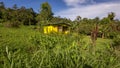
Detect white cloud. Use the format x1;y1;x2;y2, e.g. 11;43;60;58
55;2;120;20
64;0;86;6
63;0;96;7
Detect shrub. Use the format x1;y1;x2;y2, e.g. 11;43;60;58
4;21;20;28
78;24;93;35
105;31;119;39
113;35;120;47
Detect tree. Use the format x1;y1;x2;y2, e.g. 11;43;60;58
36;2;53;23
12;4;18;10
76;16;81;21
91;24;98;45
99;12;116;38
17;6;36;25
26;8;34;25
108;12;115;21
0;2;5;9
94;17;99;24
0;2;5;22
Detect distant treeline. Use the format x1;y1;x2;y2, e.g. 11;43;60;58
0;2;71;27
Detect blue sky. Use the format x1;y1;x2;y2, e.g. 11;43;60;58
0;0;120;20
0;0;67;13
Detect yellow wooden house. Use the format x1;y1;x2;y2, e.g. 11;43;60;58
44;23;70;34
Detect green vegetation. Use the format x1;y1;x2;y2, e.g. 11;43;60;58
0;1;120;68
0;26;120;68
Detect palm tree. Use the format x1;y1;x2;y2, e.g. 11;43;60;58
100;12;116;38
108;12;115;22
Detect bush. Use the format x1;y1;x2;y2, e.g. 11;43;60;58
78;24;93;35
113;35;120;47
4;21;20;28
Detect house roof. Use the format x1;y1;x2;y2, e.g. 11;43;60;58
44;22;71;26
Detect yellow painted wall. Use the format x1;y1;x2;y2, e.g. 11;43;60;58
44;26;58;34
53;26;58;32
44;27;47;34
44;25;69;34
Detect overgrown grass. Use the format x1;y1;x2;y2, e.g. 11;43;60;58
0;26;120;68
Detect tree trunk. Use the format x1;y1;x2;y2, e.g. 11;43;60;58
102;33;104;39
29;19;30;25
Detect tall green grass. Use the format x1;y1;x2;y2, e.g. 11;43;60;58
0;26;120;68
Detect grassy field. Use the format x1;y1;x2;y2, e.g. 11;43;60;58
0;25;120;68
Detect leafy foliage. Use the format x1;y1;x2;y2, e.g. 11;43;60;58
36;2;53;24
0;26;120;68
113;35;120;47
0;2;37;27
